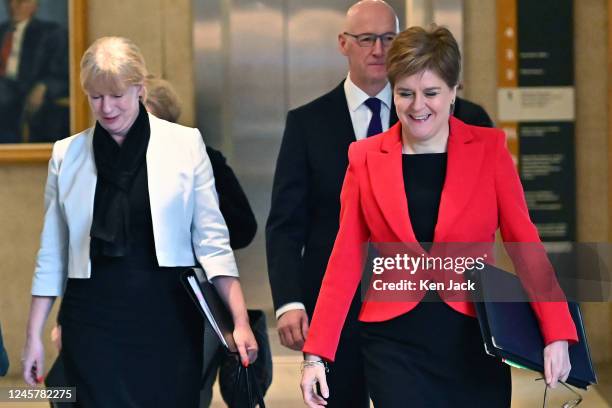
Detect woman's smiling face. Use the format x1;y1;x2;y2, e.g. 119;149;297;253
394;69;457;145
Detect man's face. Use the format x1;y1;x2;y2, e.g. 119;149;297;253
338;3;397;89
7;0;37;24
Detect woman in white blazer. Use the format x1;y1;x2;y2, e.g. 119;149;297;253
21;37;257;407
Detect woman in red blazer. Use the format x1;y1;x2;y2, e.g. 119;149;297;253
301;25;578;407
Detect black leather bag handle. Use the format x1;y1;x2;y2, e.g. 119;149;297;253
229;362;266;408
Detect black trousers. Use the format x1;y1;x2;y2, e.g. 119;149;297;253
361;297;511;408
325;330;369;408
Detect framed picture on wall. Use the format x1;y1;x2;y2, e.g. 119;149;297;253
0;0;88;163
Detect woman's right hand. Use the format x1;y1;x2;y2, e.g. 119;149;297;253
300;356;329;407
22;335;45;386
233;322;258;367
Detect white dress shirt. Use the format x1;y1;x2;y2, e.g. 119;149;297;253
343;73;392;140
275;74;392;320
5;19;29;80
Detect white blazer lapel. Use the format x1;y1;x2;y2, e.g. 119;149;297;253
146;114;196;265
58;127;97;279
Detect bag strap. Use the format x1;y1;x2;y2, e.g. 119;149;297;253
230;364;244;407
246;365;266;408
228;364;266;408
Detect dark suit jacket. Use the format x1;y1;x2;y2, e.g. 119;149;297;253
266;81;398;316
303;118;578;361
2;19;69;98
454;96;494;128
206;146;257;249
0;18;69;142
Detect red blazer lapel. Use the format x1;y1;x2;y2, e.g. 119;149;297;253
434;117;485;242
365;124;415;244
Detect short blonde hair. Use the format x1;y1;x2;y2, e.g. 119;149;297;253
386;25;460;88
144;76;182;123
80;36;148;98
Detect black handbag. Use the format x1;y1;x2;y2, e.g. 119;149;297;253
219;310;272;408
222;358;266;408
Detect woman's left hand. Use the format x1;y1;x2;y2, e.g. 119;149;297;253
233;323;258;367
543;340;571;388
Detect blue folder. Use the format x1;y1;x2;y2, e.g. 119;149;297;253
468;264;597;389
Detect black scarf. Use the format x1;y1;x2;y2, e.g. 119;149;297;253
90;103;150;257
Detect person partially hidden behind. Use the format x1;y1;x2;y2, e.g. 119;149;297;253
0;0;69;142
300;25;577;408
453;94;493;128
144;75;257;251
266;2;400;406
0;322;8;376
22;36;257;408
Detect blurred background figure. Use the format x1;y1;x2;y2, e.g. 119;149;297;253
454;94;494;128
145;75;258;251
0;0;69;143
0;322;8;376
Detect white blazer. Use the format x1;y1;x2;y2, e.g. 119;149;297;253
32;114;238;296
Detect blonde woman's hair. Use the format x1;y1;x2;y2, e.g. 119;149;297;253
80;36;148;99
144;75;182;123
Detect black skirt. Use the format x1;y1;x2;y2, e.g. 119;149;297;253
58;256;203;408
361;292;511;408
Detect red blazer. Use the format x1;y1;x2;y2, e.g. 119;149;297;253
302;117;578;362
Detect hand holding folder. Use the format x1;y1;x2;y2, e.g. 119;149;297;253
181;268;267;407
183;268;237;352
467;264;596;389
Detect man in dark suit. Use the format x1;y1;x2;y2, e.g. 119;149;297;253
454;95;494;128
0;0;69;143
266;1;399;406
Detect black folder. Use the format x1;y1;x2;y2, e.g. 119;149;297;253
467;264;597;389
180;268;237;353
181;268;268;408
